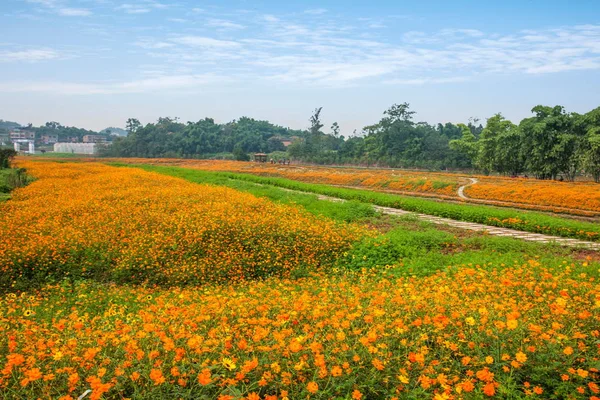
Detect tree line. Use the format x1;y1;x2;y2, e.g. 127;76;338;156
449;105;600;181
6;103;599;182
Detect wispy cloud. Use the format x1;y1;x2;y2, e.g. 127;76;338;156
116;4;151;14
25;0;92;17
0;48;60;62
0;74;226;94
171;36;241;48
206;19;245;30
304;9;327;15
57;8;92;17
3;6;600;93
385;76;470;85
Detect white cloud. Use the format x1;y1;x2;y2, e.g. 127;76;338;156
0;49;60;62
133;21;600;86
304;9;327;15
0;74;225;95
57;8;92;17
116;4;151;14
263;14;279;23
385;76;470;85
25;0;58;6
206;19;245;30
171;36;241;48
134;39;175;49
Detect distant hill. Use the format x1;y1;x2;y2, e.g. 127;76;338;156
0;120;21;130
100;127;127;137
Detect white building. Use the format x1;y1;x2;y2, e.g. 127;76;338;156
54;142;97;155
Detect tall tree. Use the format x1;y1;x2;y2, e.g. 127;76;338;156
477;114;515;174
449;124;479;167
520;105;576;180
580;107;600;182
125;118;142;135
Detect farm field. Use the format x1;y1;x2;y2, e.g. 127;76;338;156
97;158;600;217
111;162;600;242
465;177;600;214
1;160;600;399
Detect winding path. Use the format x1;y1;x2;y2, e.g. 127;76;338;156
457;178;478;200
291;189;600;251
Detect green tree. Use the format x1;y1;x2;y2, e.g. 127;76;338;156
520;105;577;180
495;127;525;176
580;107;600;182
232;143;250;161
0;149;17;169
449;124;479;167
125;118;142;135
477;114;515;174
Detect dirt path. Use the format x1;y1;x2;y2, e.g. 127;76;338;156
307;191;600;251
457;178;478;200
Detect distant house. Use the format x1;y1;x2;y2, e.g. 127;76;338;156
9;128;35;141
0;133;9;145
83;135;107;143
272;136;299;148
41;134;59;144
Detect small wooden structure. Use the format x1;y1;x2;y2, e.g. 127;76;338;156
254;153;267;163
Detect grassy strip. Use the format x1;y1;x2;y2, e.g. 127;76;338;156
120;163;600;242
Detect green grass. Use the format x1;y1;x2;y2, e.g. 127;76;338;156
0;168;33;201
118;163;600;242
114;163;599;278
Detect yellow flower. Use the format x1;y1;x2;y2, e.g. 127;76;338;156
222;358;237;371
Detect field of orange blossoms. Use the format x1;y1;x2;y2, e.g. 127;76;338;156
1;263;600;399
110;159;461;198
106;158;600;215
0;161;365;291
1;160;600;399
465;177;600;214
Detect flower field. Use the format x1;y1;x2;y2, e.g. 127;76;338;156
106;158;600;215
465;177;600;214
0;161;365;291
1;160;600;399
1;262;600;399
113;159;461;198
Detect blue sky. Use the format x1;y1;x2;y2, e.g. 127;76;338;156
0;0;599;134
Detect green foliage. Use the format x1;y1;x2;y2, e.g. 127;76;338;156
0;168;32;196
232;143;250;161
105;116;303;158
0;148;17;169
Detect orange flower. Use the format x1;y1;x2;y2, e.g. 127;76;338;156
307;381;319;394
515;351;527;363
149;369;165;385
197;369;212;385
482;382;496;396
